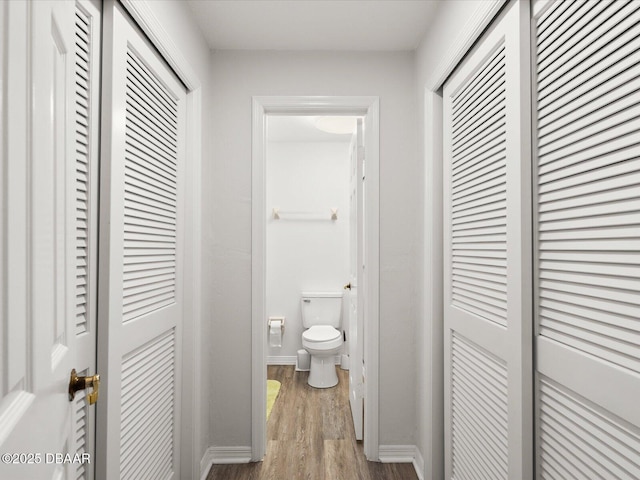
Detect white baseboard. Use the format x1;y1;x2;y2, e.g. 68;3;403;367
379;444;416;463
201;445;423;479
267;355;341;365
267;355;297;365
200;446;252;480
379;445;423;480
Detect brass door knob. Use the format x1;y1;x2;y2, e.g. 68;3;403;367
343;282;352;290
69;369;100;405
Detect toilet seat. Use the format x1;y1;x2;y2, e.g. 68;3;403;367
302;325;341;343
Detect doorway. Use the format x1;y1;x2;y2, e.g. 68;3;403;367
251;96;380;461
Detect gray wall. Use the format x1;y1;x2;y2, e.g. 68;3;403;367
204;50;420;448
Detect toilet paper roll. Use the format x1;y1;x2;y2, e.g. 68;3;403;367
269;319;282;348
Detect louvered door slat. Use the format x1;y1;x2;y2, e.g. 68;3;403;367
125;92;177;144
123;42;178;330
119;329;175;480
125;87;176;138
125;174;176;203
126;54;177;122
539;36;640;119
126;118;177;162
453;82;506;146
125;146;178;183
451;335;509;480
453;264;506;282
539;148;640;190
452;155;506;193
537;1;626;86
453;97;505;153
75;5;91;337
538;377;640;479
536;0;587;51
534;0;640;477
452;47;505;115
453;129;507;176
125;123;177;167
540;305;639;346
125;77;177;133
539;73;640;141
540;164;640;205
73;375;89;480
452;174;505;205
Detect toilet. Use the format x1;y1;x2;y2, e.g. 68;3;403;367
300;292;343;388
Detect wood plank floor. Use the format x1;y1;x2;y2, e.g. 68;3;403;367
206;365;419;480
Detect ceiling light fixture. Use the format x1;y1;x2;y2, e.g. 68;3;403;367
315;116;357;135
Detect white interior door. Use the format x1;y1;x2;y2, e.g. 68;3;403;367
443;1;532;478
348;118;365;441
97;1;187;479
533;0;640;477
0;0;99;478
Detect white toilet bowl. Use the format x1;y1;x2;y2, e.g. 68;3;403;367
302;325;342;388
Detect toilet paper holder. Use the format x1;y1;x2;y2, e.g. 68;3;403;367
268;316;285;328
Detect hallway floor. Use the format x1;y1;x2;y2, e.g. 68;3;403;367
206;365;419;480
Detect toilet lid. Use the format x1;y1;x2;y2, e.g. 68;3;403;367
302;325;341;343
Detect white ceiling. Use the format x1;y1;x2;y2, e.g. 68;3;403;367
185;1;439;51
268;116;356;143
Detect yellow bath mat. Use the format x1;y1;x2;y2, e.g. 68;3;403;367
267;380;281;420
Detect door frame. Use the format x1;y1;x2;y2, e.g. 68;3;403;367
100;2;204;478
251;96;380;461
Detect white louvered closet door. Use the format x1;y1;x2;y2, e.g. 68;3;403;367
533;0;640;478
443;1;532;479
97;2;186;479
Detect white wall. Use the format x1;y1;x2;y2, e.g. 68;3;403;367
266;141;350;362
206;50;419;449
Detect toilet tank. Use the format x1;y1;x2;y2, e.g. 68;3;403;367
301;292;343;328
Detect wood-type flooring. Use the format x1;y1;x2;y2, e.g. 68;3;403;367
206;365;419;480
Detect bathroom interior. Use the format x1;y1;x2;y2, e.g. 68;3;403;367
265;114;362;436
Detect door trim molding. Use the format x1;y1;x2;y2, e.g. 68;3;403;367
107;2;203;478
421;89;444;480
251;96;380;461
426;0;506;91
119;0;200;90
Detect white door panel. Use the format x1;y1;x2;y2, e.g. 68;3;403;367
0;0;97;478
97;2;186;478
533;0;640;477
443;1;532;478
349;119;364;441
